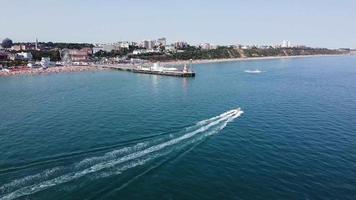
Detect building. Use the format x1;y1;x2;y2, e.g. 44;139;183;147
7;52;33;61
103;45;117;52
174;41;189;49
143;40;149;49
11;44;26;51
80;47;93;55
93;44;123;53
282;40;292;48
69;49;91;62
11;45;21;51
93;46;104;54
115;41;131;49
17;52;33;61
11;44;37;51
0;52;8;61
143;40;156;50
132;49;159;55
199;43;210;50
93;44;109;54
259;45;272;49
165;45;176;52
132;49;147;55
241;45;252;50
61;48;92;64
130;58;149;64
157;38;167;46
199;43;217;50
40;57;54;68
7;53;17;61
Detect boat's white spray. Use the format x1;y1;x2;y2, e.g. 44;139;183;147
0;108;243;200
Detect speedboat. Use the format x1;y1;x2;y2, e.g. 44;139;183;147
244;69;262;74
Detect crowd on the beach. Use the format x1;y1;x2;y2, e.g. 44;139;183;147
0;66;106;77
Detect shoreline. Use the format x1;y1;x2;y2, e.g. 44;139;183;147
160;54;349;66
0;54;350;77
0;65;107;77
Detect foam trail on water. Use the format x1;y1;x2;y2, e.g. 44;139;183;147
196;109;237;126
97;155;159;179
0;168;60;194
77;109;240;171
0;108;243;200
75;142;148;169
98;117;241;199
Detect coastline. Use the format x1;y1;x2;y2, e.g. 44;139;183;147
0;54;349;77
160;54;348;66
0;65;107;77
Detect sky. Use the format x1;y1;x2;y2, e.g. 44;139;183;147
0;0;355;48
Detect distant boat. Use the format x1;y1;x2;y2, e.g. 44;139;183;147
244;69;262;74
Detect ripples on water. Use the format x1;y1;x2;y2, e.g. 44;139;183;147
1;56;356;199
0;109;243;200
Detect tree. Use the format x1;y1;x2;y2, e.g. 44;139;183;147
1;38;13;49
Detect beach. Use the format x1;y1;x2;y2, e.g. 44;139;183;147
0;65;107;77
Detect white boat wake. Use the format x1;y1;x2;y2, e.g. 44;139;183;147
244;69;263;74
0;108;243;200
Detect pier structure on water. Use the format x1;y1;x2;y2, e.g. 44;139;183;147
102;61;195;77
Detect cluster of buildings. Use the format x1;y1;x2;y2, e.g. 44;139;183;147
93;41;135;54
0;38;37;63
92;38;191;56
142;38;166;49
2;36;324;69
0;51;34;62
199;43;218;50
10;39;40;51
0;37;95;67
234;40;309;50
281;40;292;48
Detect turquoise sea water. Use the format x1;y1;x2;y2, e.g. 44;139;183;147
0;56;356;200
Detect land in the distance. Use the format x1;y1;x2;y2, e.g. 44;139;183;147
0;38;352;77
0;54;350;77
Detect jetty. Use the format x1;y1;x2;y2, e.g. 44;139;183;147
102;62;195;77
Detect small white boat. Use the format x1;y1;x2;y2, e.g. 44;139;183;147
244;69;262;74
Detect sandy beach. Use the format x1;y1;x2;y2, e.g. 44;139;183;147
0;65;107;77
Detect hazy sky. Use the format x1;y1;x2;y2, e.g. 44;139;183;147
1;0;355;48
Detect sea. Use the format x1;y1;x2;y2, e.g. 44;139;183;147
0;55;356;200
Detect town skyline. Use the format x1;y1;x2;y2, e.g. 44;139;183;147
0;37;305;49
1;0;355;49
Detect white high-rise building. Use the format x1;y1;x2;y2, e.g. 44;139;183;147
282;40;292;48
199;43;211;50
143;40;155;50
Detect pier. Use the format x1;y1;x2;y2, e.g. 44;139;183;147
101;63;195;77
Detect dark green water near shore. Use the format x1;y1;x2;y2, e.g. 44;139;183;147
1;56;356;200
